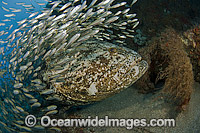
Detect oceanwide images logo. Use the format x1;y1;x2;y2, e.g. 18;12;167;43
25;115;37;127
25;115;176;129
39;116;147;129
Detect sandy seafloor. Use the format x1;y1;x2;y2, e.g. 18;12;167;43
68;82;200;133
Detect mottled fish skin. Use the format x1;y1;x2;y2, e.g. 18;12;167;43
48;41;148;103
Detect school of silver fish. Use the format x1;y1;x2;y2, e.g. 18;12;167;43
0;0;148;132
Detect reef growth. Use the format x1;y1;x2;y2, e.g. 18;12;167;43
136;28;194;111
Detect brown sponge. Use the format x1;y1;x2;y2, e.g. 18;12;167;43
136;28;194;111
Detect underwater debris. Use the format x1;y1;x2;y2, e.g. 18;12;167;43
0;0;148;132
136;28;194;111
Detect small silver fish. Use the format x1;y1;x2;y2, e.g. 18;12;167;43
35;12;48;19
2;1;8;5
9;24;13;30
29;99;38;104
31;102;41;108
132;21;139;29
131;0;137;6
16;106;24;112
22;4;33;7
13;90;20;95
28;12;38;18
2;19;11;22
0;121;7;126
34;66;41;72
23;51;30;59
16;2;25;5
31;79;42;84
40;89;54;95
33;73;38;78
13;83;23;88
14;123;32;132
0;23;6;26
14;120;24;125
88;0;97;9
11;9;22;12
20;65;28;71
2;6;9;12
59;2;71;11
50;127;61;132
34;125;45;130
52;13;66;21
24;93;35;99
45;110;58;115
67;33;80;46
105;16;119;24
37;3;46;6
44;105;57;111
4;14;16;17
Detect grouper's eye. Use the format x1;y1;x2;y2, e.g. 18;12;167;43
108;48;117;53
